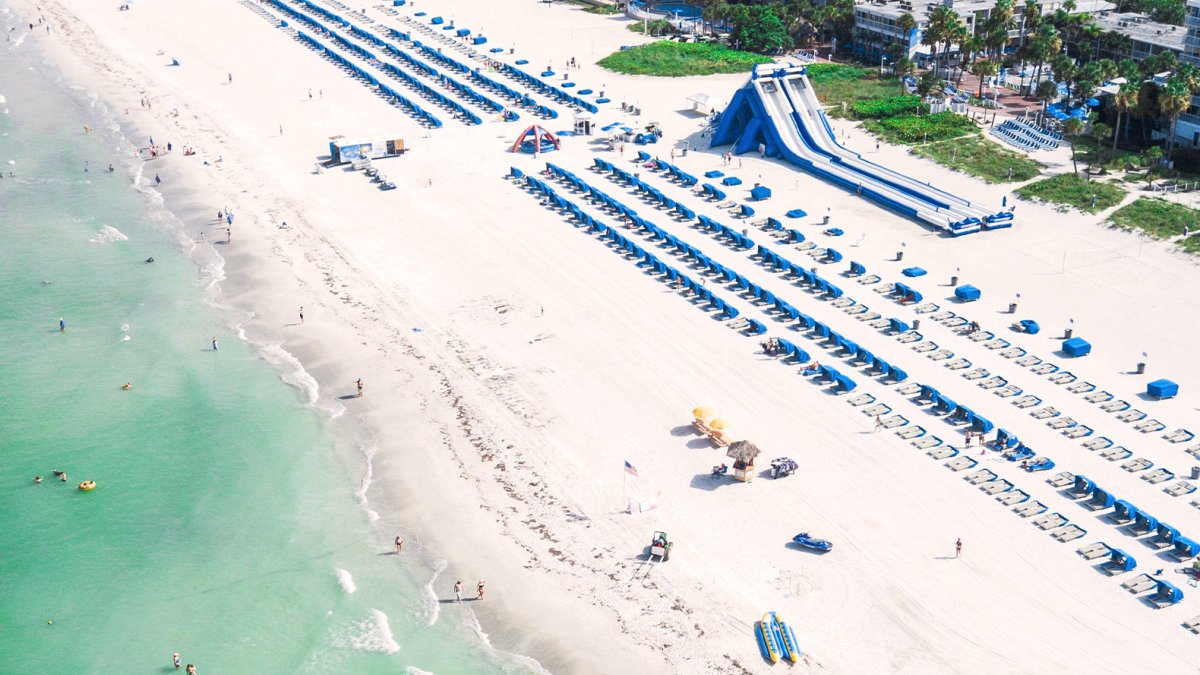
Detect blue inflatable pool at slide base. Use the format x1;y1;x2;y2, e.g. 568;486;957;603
710;64;1014;236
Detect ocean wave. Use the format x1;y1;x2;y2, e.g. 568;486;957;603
355;440;378;521
405;667;435;675
335;568;356;594
339;609;400;654
463;611;553;675
420;558;448;627
89;225;128;243
256;342;320;406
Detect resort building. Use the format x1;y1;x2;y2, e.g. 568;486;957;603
850;0;1114;62
1174;0;1200;146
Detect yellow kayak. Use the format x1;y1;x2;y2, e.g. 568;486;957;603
78;481;96;491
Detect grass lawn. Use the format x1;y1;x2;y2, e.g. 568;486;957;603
1179;234;1200;254
627;19;675;34
1016;174;1127;213
597;41;770;77
807;64;904;116
1108;198;1200;239
911;137;1045;183
862;112;978;145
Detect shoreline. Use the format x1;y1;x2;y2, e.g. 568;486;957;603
10;0;1200;672
6;1;655;672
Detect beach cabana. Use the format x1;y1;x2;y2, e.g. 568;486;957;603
1111;500;1137;523
1151;579;1184;607
750;185;771;201
1172;536;1200;561
1147;379;1178;400
1132;510;1158;535
1062;337;1091;357
1070;474;1095;498
1018;319;1040;334
726;440;761;483
954;285;981;301
901;267;926;277
1088;486;1116;511
1104;548;1137;574
785;208;807;218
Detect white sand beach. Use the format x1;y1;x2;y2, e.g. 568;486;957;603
13;0;1200;671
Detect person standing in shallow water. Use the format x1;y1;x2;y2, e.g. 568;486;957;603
59;317;65;332
453;580;463;602
211;336;218;351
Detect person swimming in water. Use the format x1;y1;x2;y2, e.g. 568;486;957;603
122;383;132;390
34;476;43;484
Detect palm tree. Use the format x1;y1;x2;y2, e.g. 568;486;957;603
923;7;953;76
1036;79;1060;110
943;16;968;81
1159;79;1192;160
1112;81;1138;153
1030;25;1063;96
897;11;917;58
1090;122;1112;169
1019;0;1040;50
1063;117;1084;176
984;0;1015;59
971;59;999;98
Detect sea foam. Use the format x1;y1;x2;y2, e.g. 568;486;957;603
420;558;448;626
347;609;400;654
89;225;128;243
335;568;356;594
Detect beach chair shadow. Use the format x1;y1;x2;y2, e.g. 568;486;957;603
689;474;729;491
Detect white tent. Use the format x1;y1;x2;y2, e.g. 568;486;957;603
687;92;717;112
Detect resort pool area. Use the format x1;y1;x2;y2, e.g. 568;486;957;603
647;2;702;19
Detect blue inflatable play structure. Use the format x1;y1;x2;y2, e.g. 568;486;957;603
710;64;1014;236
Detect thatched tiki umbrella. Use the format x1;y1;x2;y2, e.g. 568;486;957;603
726;440;761;466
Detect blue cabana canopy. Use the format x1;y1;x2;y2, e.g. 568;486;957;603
785;208;807;218
1106;548;1136;573
750;185;771;201
901;267;927;277
1063;337;1092;357
1019;319;1040;334
721;176;742;186
955;284;981;301
1112;500;1137;522
1073;474;1095;496
1153;579;1184;606
1147;379;1178;399
1090;487;1116;510
1133;510;1158;533
1174;536;1200;559
889;318;910;334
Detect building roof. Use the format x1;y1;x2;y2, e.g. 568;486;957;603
854;0;1114;22
1093;12;1187;51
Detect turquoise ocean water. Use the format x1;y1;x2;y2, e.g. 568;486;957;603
0;12;534;675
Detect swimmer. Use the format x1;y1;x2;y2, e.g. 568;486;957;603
52;469;64;477
60;472;68;482
108;164;114;172
122;383;132;390
145;257;155;263
34;476;43;484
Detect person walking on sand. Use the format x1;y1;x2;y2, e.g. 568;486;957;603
228;72;233;83
453;580;463;602
299;307;304;324
394;535;403;555
955;538;962;558
59;317;66;332
211;336;219;351
476;580;485;600
173;653;181;669
356;378;364;397
874;415;883;432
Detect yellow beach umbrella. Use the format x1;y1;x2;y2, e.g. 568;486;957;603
709;418;727;430
692;406;714;420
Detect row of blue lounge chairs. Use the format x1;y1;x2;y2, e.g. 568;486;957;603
517;170;742;321
991;121;1056;152
498;63;598;113
279;0;508;123
291;29;443;127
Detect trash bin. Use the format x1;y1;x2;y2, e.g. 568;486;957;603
896;251;905;261
950;275;959;286
681;148;687;156
1136;362;1146;374
912;319;921;331
1008;302;1017;314
1064;328;1073;339
1191;466;1200;480
822;215;830;225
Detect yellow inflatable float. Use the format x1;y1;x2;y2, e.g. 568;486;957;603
77;481;96;491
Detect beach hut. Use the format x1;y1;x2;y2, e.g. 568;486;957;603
726;440;761;483
1147;379;1178;400
954;285;981;302
750;185;771;201
573;112;594;135
1062;337;1091;357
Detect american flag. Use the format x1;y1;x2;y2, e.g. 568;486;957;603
624;461;638;477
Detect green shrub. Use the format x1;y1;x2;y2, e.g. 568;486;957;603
1108;198;1199;238
863;112;978;144
1016;174;1127;213
598;41;771;77
849;95;925;120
